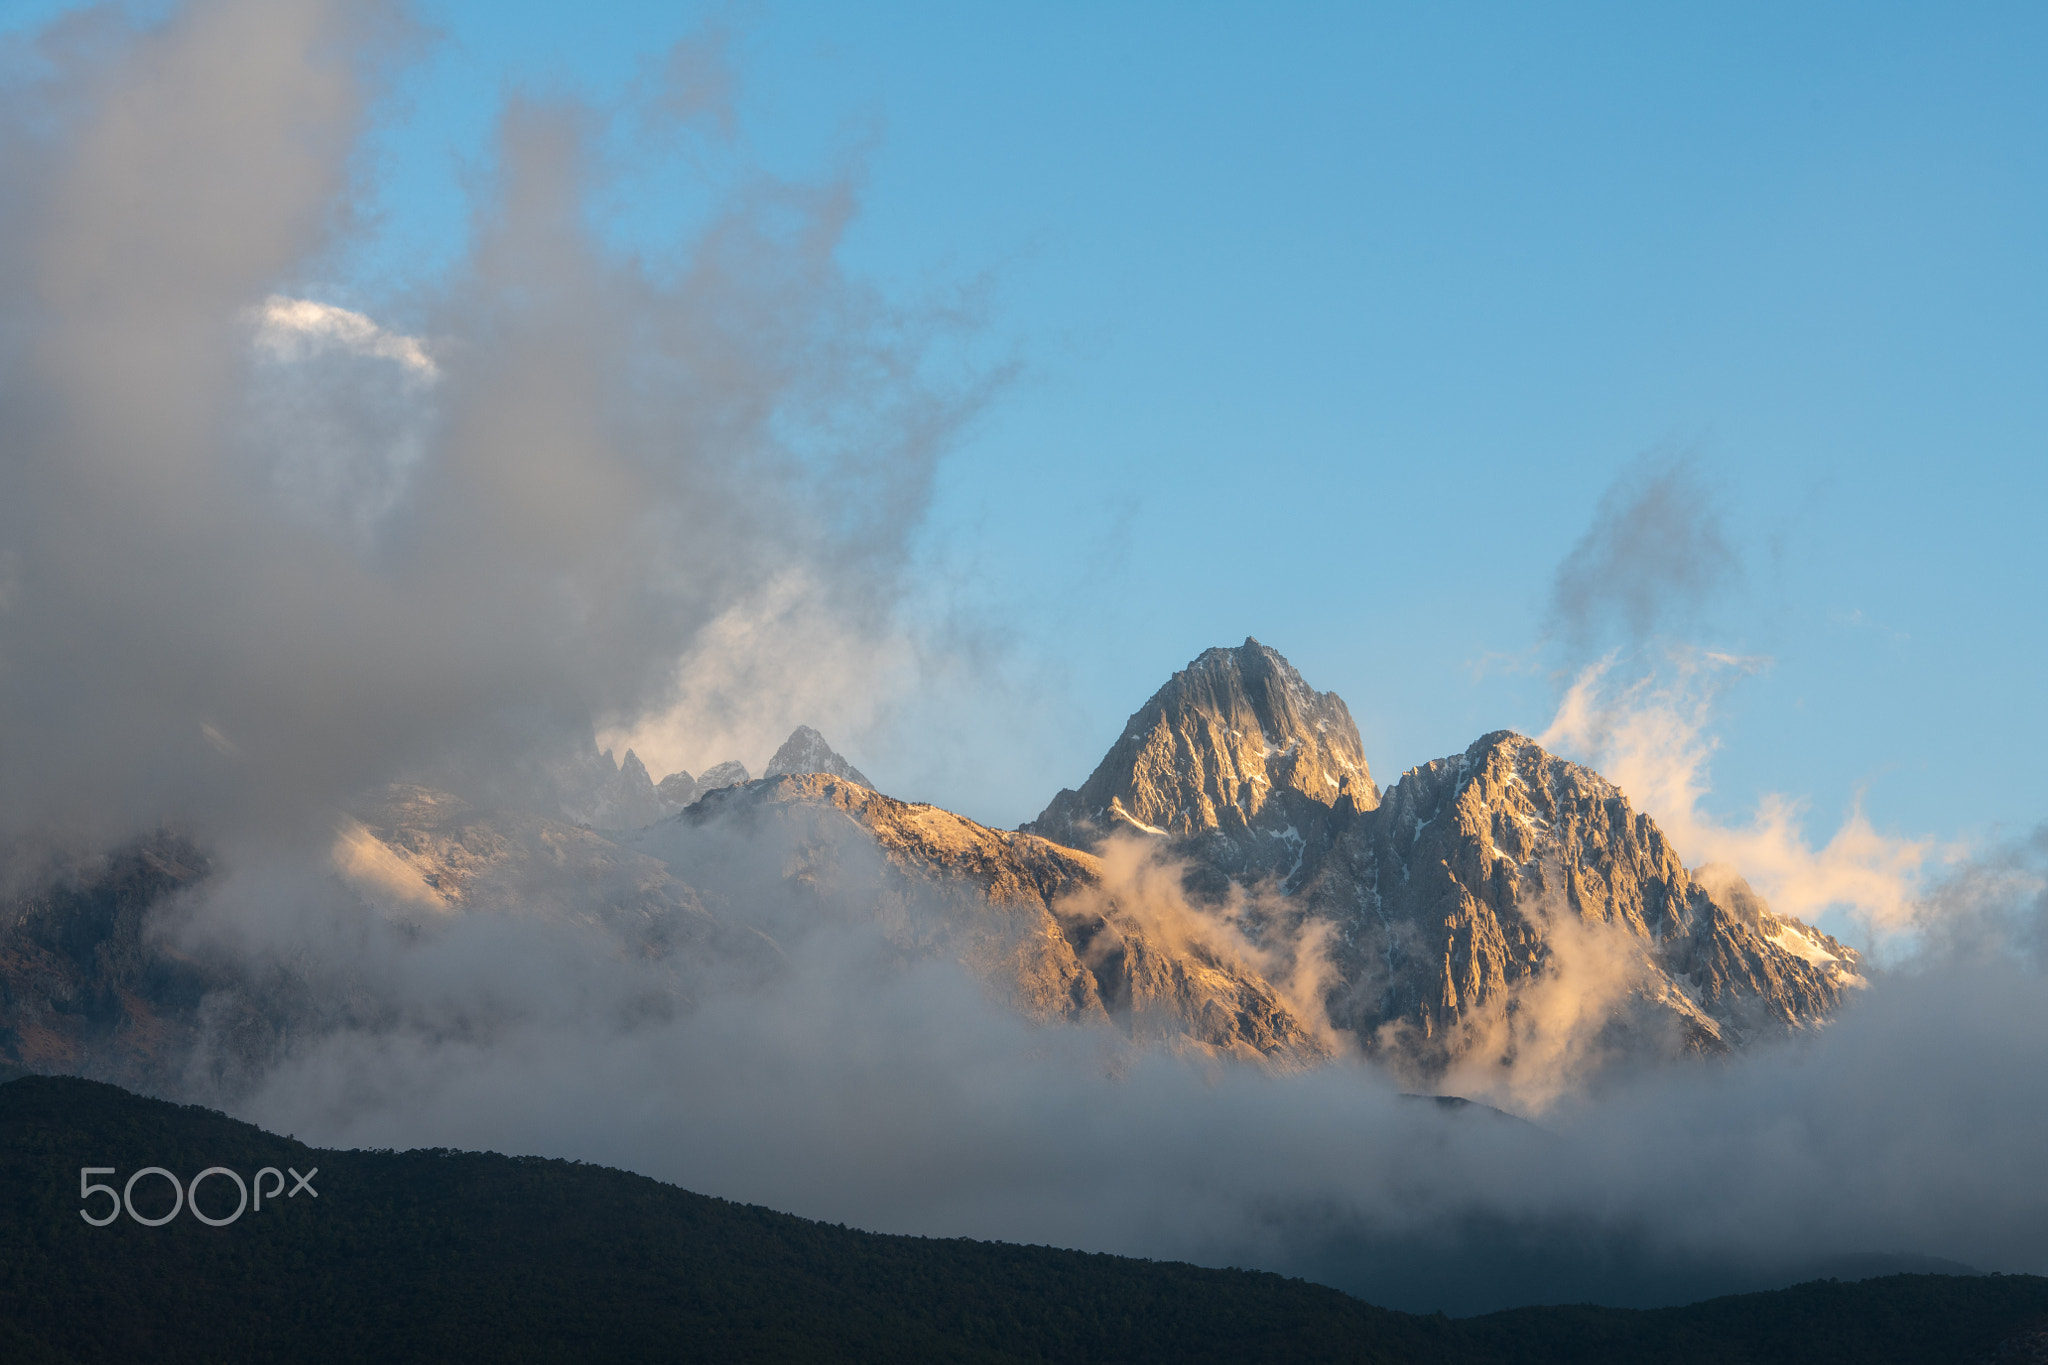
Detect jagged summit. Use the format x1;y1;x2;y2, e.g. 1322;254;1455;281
696;760;750;792
617;750;657;807
1292;728;1861;1073
4;640;1871;1103
655;769;697;810
650;759;750;816
660;772;1324;1065
1028;654;1864;1081
652;728;864;820
763;725;872;789
562;747;665;829
1023;638;1375;879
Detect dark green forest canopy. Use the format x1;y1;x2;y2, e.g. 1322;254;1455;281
2;1076;2043;1364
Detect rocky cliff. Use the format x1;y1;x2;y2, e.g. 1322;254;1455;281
1026;645;1863;1081
763;725;873;788
1024;639;1377;887
635;775;1326;1065
0;752;1328;1102
1291;730;1860;1075
0;648;1861;1100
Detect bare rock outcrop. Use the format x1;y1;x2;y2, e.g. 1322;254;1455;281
695;760;750;793
1024;638;1377;886
1292;731;1861;1075
1027;645;1864;1082
655;774;1327;1066
1;640;1867;1101
655;769;698;812
763;725;872;788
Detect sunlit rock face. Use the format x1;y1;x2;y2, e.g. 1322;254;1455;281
0;760;1327;1101
1;644;1858;1103
1024;638;1378;886
763;726;872;789
651;774;1327;1067
342;783;710;946
1027;645;1863;1082
1292;731;1862;1077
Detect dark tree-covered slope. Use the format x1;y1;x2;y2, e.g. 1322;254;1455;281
0;836;223;1092
0;1076;1459;1364
4;1076;2045;1364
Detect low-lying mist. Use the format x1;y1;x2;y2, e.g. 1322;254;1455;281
205;811;2048;1316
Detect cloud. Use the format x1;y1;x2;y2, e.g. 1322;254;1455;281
1424;888;1692;1114
1538;647;1947;943
199;808;2048;1316
1534;439;1945;949
653;22;737;140
595;566;916;782
1050;834;1349;1059
0;0;984;849
251;295;439;380
1547;451;1739;658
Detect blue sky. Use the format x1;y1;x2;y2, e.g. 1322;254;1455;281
8;1;2044;885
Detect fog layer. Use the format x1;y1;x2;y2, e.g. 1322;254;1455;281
228;813;2048;1315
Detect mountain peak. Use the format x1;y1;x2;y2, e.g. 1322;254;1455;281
1024;645;1860;1079
1023;640;1375;872
763;726;872;789
655;768;697;811
1292;724;1862;1073
696;760;751;792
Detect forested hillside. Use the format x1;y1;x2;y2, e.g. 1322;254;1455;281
2;1077;2042;1364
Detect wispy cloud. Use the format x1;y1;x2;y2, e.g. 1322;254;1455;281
251;294;439;380
1546;450;1739;659
0;0;984;846
1538;647;1947;943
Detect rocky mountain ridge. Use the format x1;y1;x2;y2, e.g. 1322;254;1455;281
566;723;870;828
637;774;1324;1064
1296;729;1860;1074
1025;639;1377;889
1023;642;1861;1079
2;649;1862;1101
0;719;1324;1096
763;726;872;788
